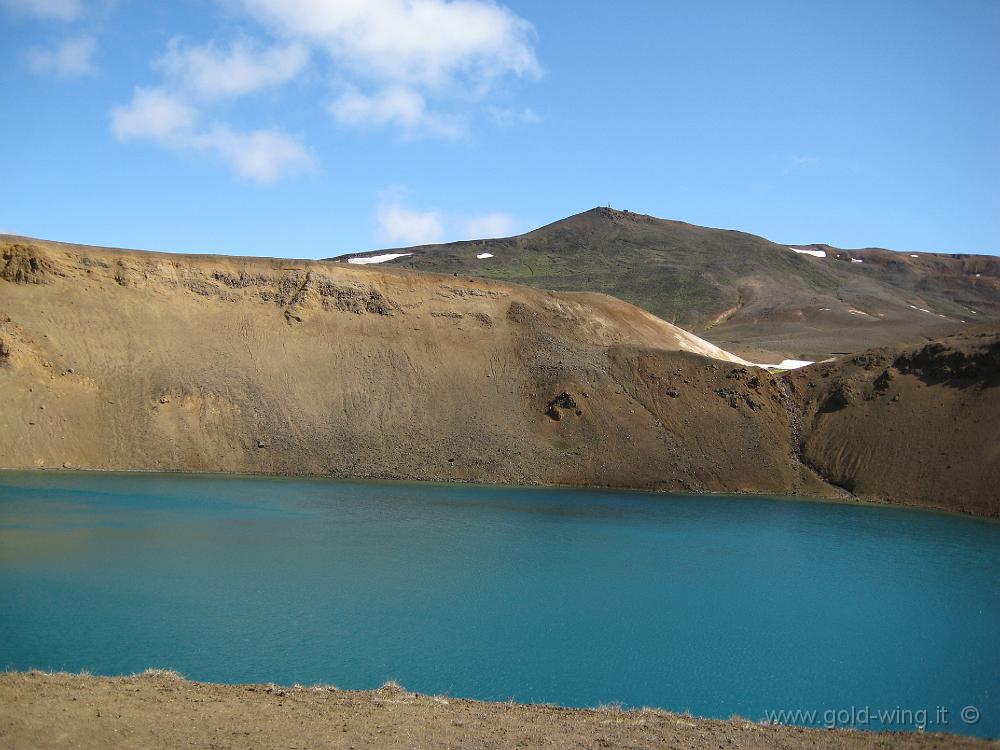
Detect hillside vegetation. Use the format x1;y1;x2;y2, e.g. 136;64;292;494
334;208;1000;361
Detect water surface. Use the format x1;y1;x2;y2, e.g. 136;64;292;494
1;471;997;737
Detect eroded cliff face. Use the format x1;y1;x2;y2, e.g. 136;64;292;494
0;236;813;497
1;235;996;516
787;327;1000;516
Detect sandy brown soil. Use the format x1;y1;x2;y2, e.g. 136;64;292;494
0;236;827;498
1;672;992;750
788;326;1000;517
1;236;998;516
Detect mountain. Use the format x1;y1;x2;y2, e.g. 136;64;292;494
2;235;997;516
332;207;1000;361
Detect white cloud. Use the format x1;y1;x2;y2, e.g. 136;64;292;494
191;125;314;183
0;0;83;21
109;35;315;184
331;86;424;128
111;87;198;143
111;87;313;184
236;0;538;88
376;199;445;246
25;35;97;77
464;212;516;238
373;190;517;246
234;0;538;135
156;37;308;101
329;85;465;139
107;0;540;178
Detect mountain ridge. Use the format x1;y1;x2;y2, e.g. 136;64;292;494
332;207;1000;361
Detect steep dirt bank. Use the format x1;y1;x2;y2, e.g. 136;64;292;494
788;326;1000;517
0;237;827;498
1;672;992;750
1;236;997;516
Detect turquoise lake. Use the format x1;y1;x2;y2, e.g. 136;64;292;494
1;471;997;737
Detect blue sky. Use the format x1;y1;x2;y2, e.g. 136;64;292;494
1;0;998;257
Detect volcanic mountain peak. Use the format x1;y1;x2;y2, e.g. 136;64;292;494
332;209;999;362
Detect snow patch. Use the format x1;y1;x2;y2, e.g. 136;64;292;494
789;247;826;258
347;253;413;265
755;359;815;371
476;252;494;259
908;304;944;317
910;254;919;258
848;309;871;316
851;258;863;263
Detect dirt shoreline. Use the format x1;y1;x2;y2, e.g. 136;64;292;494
2;464;995;521
1;671;993;749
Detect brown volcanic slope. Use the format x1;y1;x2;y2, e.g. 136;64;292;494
333;207;1000;362
787;326;1000;517
0;235;820;497
1;236;998;516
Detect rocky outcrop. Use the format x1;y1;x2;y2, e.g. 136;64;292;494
1;245;54;284
892;334;1000;385
544;392;578;420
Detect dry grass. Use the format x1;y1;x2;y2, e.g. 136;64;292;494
136;668;184;680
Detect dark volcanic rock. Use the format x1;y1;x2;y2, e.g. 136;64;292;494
364;289;394;316
893;338;1000;385
545;392;578;420
822;382;859;411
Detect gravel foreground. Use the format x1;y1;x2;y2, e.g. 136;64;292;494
0;671;993;749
